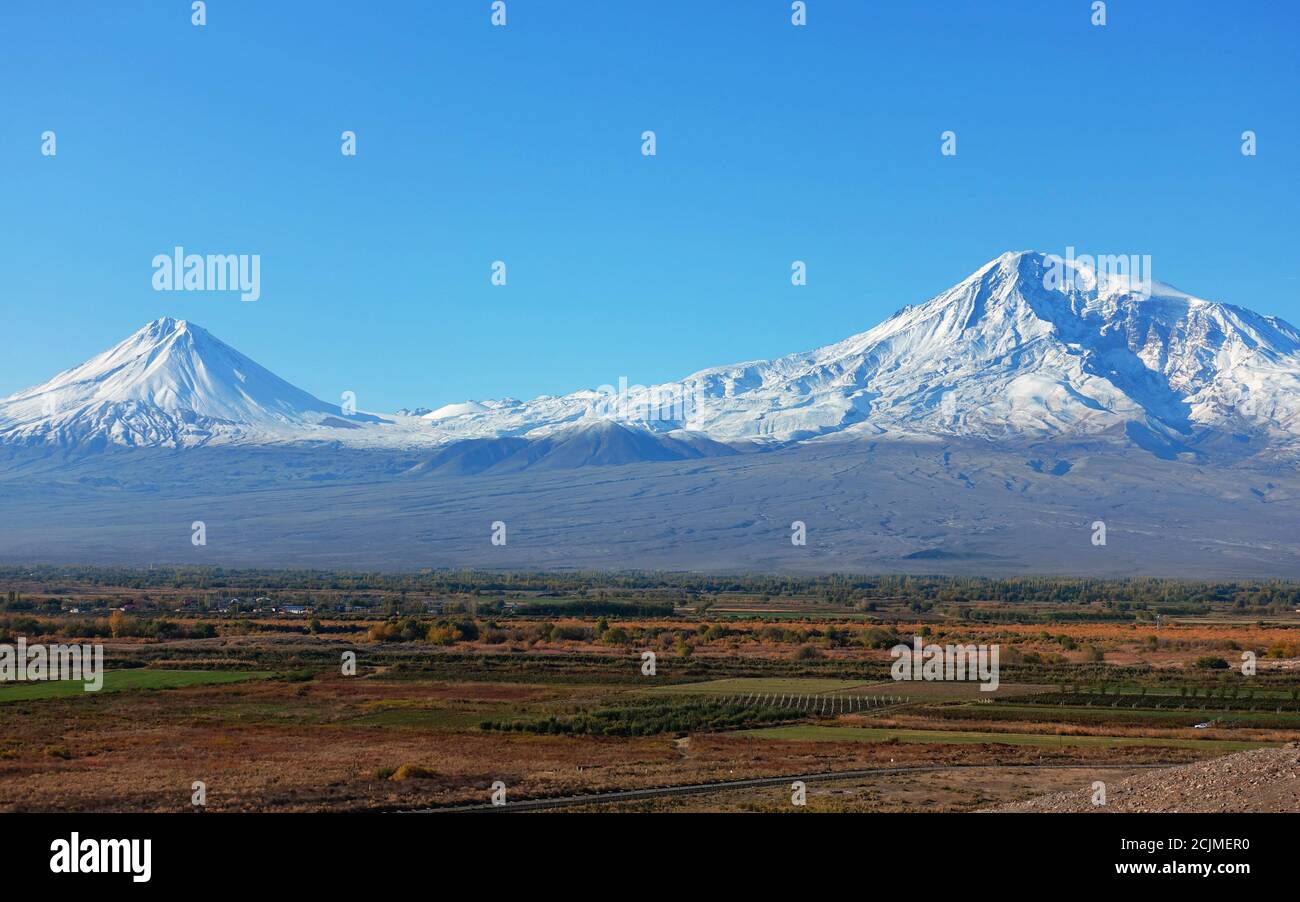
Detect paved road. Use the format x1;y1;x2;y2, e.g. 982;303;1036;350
414;762;1174;813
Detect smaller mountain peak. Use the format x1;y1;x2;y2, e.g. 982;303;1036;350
141;316;192;334
424;400;490;421
131;317;221;349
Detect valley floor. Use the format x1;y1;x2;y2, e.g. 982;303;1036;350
4;578;1300;813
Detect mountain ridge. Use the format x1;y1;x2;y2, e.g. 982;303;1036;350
3;251;1298;460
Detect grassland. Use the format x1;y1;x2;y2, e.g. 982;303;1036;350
2;568;1299;812
635;677;879;696
0;669;268;702
741;724;1276;751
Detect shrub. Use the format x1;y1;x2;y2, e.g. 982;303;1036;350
390;764;437;781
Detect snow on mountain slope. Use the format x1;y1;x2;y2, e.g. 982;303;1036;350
0;318;390;448
3;251;1298;456
423;401;489;420
414;250;1300;451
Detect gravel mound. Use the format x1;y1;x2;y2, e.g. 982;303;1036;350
987;744;1300;813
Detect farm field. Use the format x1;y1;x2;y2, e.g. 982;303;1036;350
930;702;1300;729
741;724;1277;751
0;669;268;701
560;765;1164;813
635;677;880;696
2;568;1299;812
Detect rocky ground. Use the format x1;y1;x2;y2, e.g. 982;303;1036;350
987;743;1300;812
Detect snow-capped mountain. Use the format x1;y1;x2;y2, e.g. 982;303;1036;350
3;252;1298;457
0;317;384;448
414;250;1300;453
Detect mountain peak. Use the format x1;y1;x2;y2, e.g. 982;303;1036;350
142;315;191;333
3;251;1299;455
0;319;342;448
409;249;1300;450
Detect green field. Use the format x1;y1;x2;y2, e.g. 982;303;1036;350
1063;686;1300;700
941;702;1300;728
348;705;492;731
636;677;1044;703
0;669;269;702
635;677;881;696
742;724;1275;751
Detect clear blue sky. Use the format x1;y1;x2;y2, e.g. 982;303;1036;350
2;1;1297;411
